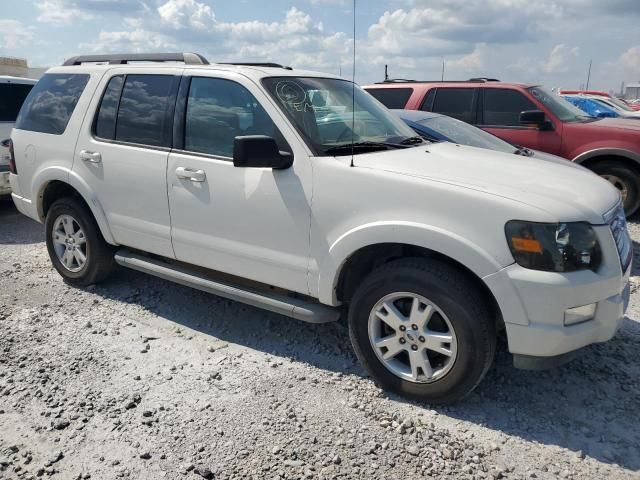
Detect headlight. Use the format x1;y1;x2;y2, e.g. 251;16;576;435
505;221;601;272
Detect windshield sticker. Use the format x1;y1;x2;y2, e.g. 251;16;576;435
275;80;312;112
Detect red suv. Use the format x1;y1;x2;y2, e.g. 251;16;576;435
364;80;640;215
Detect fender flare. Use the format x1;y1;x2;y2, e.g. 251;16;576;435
573;148;640;166
32;166;117;245
317;221;508;306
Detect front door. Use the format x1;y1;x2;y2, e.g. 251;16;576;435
74;69;181;258
167;73;313;294
479;87;563;155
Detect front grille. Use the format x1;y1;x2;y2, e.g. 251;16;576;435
605;203;632;272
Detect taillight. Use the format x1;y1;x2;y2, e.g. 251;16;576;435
2;139;16;174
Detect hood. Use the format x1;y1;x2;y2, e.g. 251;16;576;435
581;117;640;132
352;142;619;224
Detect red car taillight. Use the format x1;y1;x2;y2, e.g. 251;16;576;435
1;139;16;174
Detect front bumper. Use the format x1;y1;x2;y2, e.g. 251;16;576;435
484;224;629;366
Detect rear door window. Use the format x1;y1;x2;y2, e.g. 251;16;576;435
482;88;537;126
94;75;124;140
115;75;176;147
15;74;89;135
365;88;413;109
431;88;477;123
0;83;34;122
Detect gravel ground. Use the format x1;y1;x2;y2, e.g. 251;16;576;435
1;195;639;480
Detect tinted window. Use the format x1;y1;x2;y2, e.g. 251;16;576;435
431;88;476;123
16;74;89;135
365;88;413;109
95;76;124;139
0;83;34;122
482;88;537;126
420;88;436;111
185;77;284;158
116;75;174;147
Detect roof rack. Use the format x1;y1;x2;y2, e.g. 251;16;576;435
62;53;209;66
375;77;501;84
218;62;293;70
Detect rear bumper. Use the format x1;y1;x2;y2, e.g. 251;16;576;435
11;191;39;221
0;171;10;195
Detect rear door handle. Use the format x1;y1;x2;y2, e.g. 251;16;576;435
175;167;206;182
79;150;102;163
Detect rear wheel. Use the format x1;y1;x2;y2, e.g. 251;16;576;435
591;161;640;216
348;258;496;404
45;197;115;286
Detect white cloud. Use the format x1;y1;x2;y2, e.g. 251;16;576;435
542;44;579;73
37;0;92;25
0;20;34;49
158;0;215;30
620;46;640;75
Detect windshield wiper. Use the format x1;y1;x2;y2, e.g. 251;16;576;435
324;141;410;155
513;146;534;157
399;135;425;145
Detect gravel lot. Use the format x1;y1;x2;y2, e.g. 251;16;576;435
1;195;639;480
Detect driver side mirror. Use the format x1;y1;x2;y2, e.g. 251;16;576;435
520;110;553;131
233;136;293;170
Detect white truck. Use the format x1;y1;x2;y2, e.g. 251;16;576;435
0;76;36;195
9;53;632;403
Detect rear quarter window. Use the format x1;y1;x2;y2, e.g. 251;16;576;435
0;83;34;122
365;88;413;109
16;73;89;135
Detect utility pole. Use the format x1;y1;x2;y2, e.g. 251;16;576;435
384;64;389;81
585;59;592;90
441;58;445;81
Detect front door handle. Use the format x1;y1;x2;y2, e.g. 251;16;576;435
79;150;102;163
176;167;206;182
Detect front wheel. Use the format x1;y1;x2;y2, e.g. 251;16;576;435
348;258;496;404
591;161;640;217
45;197;115;286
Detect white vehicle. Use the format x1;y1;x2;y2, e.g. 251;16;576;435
0;76;36;195
9;53;632;403
583;94;640;119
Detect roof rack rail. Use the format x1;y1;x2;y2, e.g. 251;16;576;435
218;62;293;70
374;77;502;84
62;53;209;66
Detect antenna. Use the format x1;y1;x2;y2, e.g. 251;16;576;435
350;0;356;168
385;64;389;81
441;58;445;81
585;59;592;90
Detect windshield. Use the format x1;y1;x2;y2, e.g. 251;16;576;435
528;86;595;122
262;77;418;155
603;96;633;112
417;115;515;154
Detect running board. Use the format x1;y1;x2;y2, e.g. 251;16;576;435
114;250;340;324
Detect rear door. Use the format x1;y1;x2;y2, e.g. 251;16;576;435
479;88;563;154
73;68;181;258
423;87;479;124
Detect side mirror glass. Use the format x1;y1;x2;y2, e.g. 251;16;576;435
233;136;293;169
519;110;552;130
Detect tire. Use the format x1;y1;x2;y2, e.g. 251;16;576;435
45;197;115;286
348;258;496;404
591;161;640;217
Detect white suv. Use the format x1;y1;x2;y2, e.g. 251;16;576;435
0;76;36;195
9;53;632;403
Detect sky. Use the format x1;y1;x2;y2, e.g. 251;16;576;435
1;0;639;92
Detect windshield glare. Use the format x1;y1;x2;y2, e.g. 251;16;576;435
528;86;595;122
418;116;515;154
263;77;417;155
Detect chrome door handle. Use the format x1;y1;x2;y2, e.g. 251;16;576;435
176;167;206;182
79;150;102;163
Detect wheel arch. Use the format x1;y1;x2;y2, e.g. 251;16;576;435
319;223;509;328
573;148;640;171
35;170;117;245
